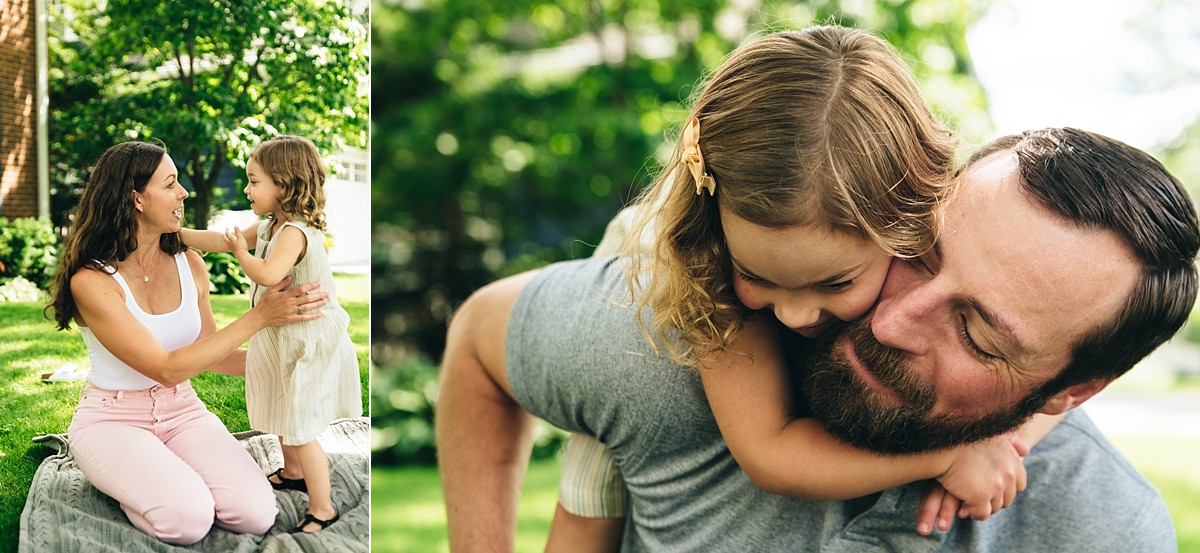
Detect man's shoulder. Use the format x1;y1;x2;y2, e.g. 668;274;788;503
1034;409;1158;494
998;409;1176;549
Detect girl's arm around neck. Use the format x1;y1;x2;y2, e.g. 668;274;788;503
1018;413;1064;446
702;317;958;500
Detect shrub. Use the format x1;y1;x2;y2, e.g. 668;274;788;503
371;356;566;466
372;358;440;465
202;251;250;295
0;216;59;290
0;276;44;302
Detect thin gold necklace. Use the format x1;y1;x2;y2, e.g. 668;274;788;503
129;252;160;282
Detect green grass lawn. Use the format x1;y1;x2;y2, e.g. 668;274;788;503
372;439;1200;553
0;273;369;553
372;458;562;553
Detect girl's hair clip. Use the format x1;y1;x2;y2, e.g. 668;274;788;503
681;117;717;196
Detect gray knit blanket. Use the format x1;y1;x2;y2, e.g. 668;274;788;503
19;418;369;552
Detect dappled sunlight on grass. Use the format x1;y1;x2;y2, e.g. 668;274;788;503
0;304;86;551
0;275;369;553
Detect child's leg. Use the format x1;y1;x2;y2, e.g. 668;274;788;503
545;432;628;552
274;437;305;480
293;440;337;532
546;504;625;553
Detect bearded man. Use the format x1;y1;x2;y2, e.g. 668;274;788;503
437;128;1199;552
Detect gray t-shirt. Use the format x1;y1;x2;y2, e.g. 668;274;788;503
508;256;1176;552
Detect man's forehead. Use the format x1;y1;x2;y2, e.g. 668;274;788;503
955;151;1021;203
938;150;1138;373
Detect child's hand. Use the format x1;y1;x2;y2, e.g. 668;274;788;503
223;227;249;254
917;481;963;535
936;432;1030;522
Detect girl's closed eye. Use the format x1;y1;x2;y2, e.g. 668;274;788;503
735;267;768;285
819;279;855;292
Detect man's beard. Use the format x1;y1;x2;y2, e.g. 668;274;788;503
800;319;1045;454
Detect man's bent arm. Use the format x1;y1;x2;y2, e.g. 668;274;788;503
437;272;541;552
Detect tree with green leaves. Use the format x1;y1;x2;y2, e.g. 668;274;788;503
49;0;369;229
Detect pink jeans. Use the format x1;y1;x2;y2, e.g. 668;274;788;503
67;381;278;545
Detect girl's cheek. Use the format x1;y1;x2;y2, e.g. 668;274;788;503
832;288;879;322
732;280;765;310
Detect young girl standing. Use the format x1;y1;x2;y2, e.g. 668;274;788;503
533;27;1062;551
182;135;362;534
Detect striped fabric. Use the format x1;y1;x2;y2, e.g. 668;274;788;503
558;433;630;518
246;221;363;445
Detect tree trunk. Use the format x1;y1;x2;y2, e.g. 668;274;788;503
191;181;211;230
185;149;211;230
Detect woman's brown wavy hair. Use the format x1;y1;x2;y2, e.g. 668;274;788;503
623;26;958;366
251;135;327;231
47;140;186;330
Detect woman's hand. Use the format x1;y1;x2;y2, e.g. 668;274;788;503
251;275;327;328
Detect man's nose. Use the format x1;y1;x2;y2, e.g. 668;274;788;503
871;275;938;355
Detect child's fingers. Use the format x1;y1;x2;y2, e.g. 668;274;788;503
917;481;946;535
1010;433;1031;457
1002;463;1027;510
936;492;961;532
960;500;992;521
1003;481;1017;509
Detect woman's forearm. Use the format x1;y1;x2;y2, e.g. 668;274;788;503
207;348;248;376
148;312;266;386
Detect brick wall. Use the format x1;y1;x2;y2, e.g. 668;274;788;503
0;0;39;218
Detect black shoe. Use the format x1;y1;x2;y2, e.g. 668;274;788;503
293;511;340;533
267;468;307;492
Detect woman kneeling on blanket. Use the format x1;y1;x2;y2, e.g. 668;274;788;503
46;140;327;545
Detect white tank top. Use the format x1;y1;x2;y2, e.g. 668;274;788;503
80;252;202;390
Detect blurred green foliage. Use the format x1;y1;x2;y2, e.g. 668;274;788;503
370;0;991;464
371;357;567;465
47;0;369;230
372;358;440;465
201;251;251;295
0;217;59;290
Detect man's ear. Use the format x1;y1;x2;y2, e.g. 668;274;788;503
1037;379;1111;415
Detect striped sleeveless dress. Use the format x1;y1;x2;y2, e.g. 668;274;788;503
247;221;362;444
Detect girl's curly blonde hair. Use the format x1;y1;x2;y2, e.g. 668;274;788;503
251;135;328;230
623;26;958;367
